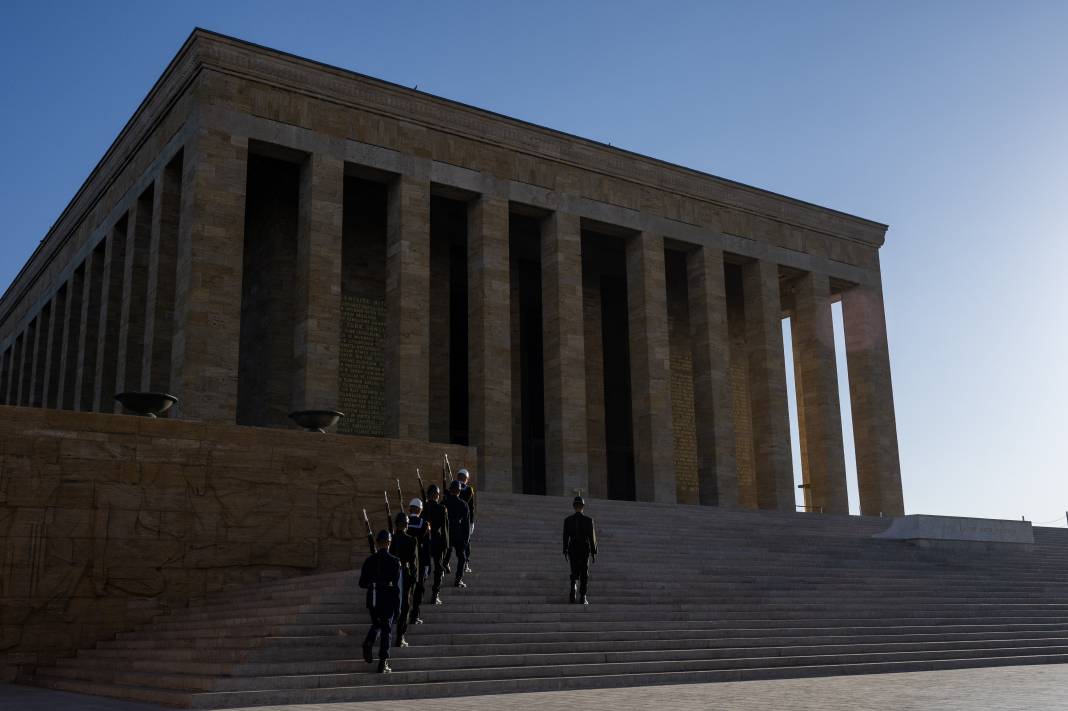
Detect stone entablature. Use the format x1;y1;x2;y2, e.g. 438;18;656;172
0;29;884;334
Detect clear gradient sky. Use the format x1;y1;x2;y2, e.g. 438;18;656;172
2;1;1065;522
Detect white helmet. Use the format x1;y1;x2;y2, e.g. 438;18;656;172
409;498;423;510
457;468;470;480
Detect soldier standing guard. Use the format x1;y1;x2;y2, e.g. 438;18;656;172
422;484;450;604
359;530;402;673
443;480;471;588
406;498;431;624
388;513;418;648
563;496;597;605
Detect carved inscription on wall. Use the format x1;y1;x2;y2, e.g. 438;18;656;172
338;294;385;436
667;284;699;504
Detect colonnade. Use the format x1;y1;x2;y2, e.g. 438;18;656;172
0;124;904;517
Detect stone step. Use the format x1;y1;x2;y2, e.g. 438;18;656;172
39;643;1068;694
86;621;1068;657
55;636;1068;680
35;652;1067;709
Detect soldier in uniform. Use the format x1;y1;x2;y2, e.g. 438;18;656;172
444;468;476;573
405;498;431;624
443;480;471;589
388;512;418;648
422;484;450;604
359;529;402;673
563;496;597;605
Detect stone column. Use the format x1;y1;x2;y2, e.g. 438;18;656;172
22;320;38;407
115;191;153;407
842;278;904;516
626;231;676;503
292;153;344;414
686;246;738;506
790;272;849;514
29;310;47;407
142;158;181;394
75;246;105;411
171;128;248;422
467;194;512;491
14;332;27;406
94;225;127;411
385;173;430;440
742;259;794;511
57;268;84;410
540;211;588;497
42;289;66;408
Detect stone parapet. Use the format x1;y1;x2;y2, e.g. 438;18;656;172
0;405;474;676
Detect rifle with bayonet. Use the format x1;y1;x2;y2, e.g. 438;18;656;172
396;478;405;513
361;508;375;554
442;452;451;494
384;490;395;534
416;468;426;502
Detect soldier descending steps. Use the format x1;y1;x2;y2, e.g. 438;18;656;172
388;512;419;649
358;530;402;674
422;483;450;605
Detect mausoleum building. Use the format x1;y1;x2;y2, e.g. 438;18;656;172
0;29;903;516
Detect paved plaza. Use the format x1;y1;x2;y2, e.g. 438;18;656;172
3;664;1067;711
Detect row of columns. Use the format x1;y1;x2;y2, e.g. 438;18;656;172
0;127;903;517
0;157;181;416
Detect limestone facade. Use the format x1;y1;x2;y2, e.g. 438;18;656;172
0;29;903;515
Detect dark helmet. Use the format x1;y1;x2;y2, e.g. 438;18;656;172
394;512;408;528
427;483;441;497
448;480;462;493
573;496;585;506
376;529;391;543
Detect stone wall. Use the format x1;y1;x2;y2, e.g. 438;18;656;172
0;405;474;678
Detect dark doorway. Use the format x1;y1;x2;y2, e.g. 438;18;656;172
429;196;469;446
236;153;299;428
511;215;546;495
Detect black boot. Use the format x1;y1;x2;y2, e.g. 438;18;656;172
362;639;373;664
432;592;443;605
378;660;392;673
569;581;577;604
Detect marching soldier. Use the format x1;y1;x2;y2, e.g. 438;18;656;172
359;529;402;673
444;468;476;573
422;484;450;604
388;512;418;648
563;496;597;605
406;498;431;624
443;480;471;589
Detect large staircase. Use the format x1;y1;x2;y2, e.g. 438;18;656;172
25;492;1068;707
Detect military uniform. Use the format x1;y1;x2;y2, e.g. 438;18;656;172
358;543;403;671
406;510;431;622
563;501;597;604
443;487;471;587
388;525;418;646
444;479;476;571
422;493;450;602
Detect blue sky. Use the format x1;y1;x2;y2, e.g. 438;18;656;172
2;1;1066;522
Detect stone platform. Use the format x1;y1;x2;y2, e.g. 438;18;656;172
5;663;1068;710
0;404;473;678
